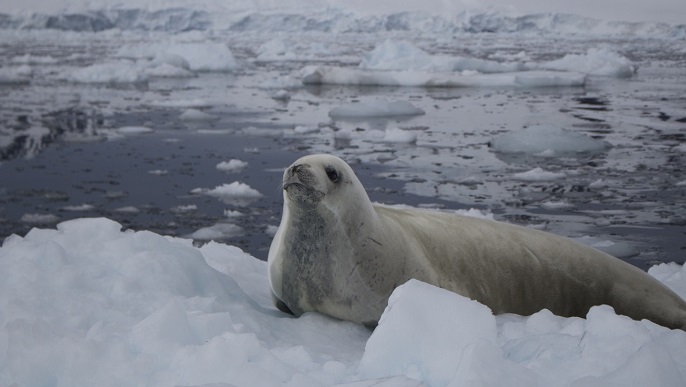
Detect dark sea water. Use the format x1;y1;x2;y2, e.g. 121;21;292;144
1;31;685;268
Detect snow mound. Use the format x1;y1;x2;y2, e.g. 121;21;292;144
1;218;685;386
302;66;586;88
491;126;610;155
359;279;519;386
329;101;425;119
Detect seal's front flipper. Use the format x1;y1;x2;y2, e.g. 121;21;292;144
272;292;294;315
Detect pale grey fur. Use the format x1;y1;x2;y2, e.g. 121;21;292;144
268;154;686;330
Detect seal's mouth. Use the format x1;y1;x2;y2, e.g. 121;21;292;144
283;180;324;203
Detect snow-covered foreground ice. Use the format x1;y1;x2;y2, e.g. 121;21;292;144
1;218;685;386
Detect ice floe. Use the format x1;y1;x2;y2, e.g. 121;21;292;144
216;159;249;173
491;126;610;156
360;39;529;73
3;218;684;386
329;100;425;119
66;61;148;84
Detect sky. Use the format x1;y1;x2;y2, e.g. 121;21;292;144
0;0;684;25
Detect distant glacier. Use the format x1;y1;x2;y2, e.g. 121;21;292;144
0;7;684;37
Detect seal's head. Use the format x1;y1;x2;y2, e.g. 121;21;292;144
281;154;363;209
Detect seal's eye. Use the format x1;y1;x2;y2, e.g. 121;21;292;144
325;166;340;183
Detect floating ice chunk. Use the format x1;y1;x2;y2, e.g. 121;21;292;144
382;128;418;143
180;108;218;121
67;62;148;84
145;63;195;78
216;159;248;173
257;38;296;61
166;43;238;72
512;167;566;182
302;66;586;88
0;65;32;84
573;236;638;258
187;223;243;240
201;182;262;198
329;100;424;119
193;182;262;206
117;126;154;134
360;40;438;71
589;179;607;188
118;42;238;72
293;125;320;134
10;54;58;64
491;126;609;155
271;89;291;100
171;204;197;213
675;144;686;153
149;98;218;108
114;206;140;213
361;39;528;73
542;48;638;78
150;52;190;70
224;210;243;218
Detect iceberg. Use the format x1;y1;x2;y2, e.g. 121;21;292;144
360;39;529;73
542;47;638;78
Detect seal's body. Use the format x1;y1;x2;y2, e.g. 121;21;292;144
268;154;686;330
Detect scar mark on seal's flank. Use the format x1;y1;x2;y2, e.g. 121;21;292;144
367;237;383;246
348;262;360;279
